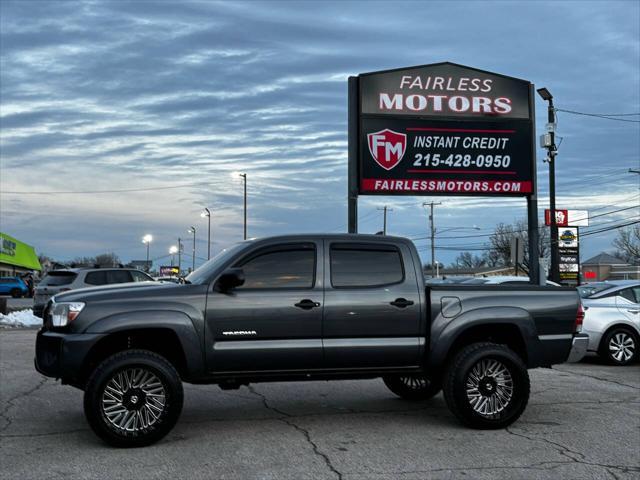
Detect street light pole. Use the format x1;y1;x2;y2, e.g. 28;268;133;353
169;246;178;267
201;208;211;260
537;87;559;283
239;173;247;240
142;234;153;273
177;237;182;276
188;226;196;272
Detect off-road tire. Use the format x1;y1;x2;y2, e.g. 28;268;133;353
382;374;442;400
599;327;638;366
83;349;183;447
443;342;529;429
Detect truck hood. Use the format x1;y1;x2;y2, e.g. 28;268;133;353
53;281;179;303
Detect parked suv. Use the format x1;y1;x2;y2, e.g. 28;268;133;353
0;276;29;298
33;268;154;317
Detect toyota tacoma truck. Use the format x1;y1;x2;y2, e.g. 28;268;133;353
35;234;587;447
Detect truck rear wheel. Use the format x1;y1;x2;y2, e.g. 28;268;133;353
443;342;529;429
83;349;183;447
382;375;441;400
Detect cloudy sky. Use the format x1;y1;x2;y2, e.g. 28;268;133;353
1;0;639;269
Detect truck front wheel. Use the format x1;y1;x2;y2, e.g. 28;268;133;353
382;375;441;400
443;342;529;429
83;349;184;447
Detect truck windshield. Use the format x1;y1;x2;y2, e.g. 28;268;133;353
185;242;247;285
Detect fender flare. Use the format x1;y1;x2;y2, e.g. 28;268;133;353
84;310;205;378
427;306;540;369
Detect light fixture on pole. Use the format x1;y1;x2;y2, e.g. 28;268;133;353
537;86;559;283
201;208;211;260
188;226;196;273
239;173;247;240
142;234;153;272
169;245;178;267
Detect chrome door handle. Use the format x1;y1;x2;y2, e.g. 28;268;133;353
627;309;640;314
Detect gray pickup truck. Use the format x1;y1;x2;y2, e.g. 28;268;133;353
35;234;587;447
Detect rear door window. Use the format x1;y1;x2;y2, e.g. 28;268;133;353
84;271;107;285
618;288;636;303
106;270;133;284
40;272;77;286
330;244;404;288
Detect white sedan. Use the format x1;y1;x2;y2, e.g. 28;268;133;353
578;280;640;365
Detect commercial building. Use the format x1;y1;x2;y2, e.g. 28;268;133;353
0;232;42;277
582;252;640;281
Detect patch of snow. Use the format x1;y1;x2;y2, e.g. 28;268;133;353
0;309;42;327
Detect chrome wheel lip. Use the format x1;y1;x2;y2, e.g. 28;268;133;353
101;367;167;434
465;359;514;417
609;332;636;362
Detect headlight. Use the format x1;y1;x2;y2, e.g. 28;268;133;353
51;302;85;327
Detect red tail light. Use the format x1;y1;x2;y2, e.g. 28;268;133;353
59;288;72;292
575;303;584;333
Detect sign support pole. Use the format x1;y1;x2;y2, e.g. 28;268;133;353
527;84;541;285
347;76;359;233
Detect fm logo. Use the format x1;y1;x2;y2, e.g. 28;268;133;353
367;129;407;170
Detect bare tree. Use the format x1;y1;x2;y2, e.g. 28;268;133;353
613;225;640;265
486;220;549;271
452;251;486;268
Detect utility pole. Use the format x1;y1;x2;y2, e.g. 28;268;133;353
239;173;247;240
177;237;182;276
537;87;559;283
377;206;393;235
423;201;442;278
188;226;196;272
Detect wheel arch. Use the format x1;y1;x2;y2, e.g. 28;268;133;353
80;311;205;385
427;307;537;370
598;323;640;353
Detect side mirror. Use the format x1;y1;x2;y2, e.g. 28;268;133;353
215;268;245;292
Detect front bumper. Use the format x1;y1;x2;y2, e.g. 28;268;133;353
566;333;589;363
34;329;106;382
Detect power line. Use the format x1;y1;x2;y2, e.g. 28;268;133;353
1;181;214;195
555;108;640;123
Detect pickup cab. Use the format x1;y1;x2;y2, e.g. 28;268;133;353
34;234;587;447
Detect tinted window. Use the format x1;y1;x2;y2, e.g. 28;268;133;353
40;272;77;286
331;244;403;288
131;270;153;282
106;270;132;284
632;287;640;303
236;245;315;289
618;288;636;303
0;278;17;284
84;271;107;285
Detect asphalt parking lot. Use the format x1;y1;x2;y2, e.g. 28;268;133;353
1;329;639;480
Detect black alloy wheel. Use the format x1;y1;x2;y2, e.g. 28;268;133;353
84;350;183;447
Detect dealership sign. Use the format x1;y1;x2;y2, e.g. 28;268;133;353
356;62;535;196
558;227;580;284
545;209;589;227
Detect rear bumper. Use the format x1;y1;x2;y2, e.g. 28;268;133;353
566;333;589;363
34;329;106;383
